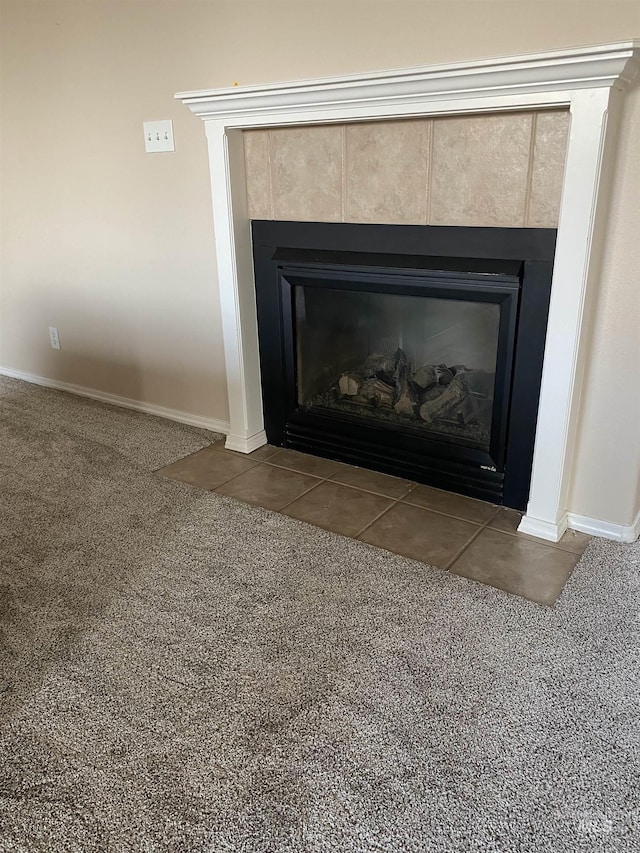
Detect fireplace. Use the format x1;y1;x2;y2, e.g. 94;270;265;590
253;221;555;508
177;41;639;541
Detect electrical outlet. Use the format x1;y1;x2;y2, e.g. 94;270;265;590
49;326;61;350
143;120;175;153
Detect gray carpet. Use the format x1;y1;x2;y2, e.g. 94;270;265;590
0;375;638;852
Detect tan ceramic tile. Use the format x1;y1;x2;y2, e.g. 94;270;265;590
486;507;526;536
283;481;393;537
214;463;321;511
156;448;259;490
553;529;592;555
269;125;343;222
488;507;592;555
402;484;497;525
431;112;533;227
527;110;569;227
209;439;281;462
267;448;342;478
358;503;480;569
244;129;272;219
449;527;579;605
329;465;414;499
345;119;430;224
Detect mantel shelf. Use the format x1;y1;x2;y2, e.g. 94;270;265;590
176;41;639;123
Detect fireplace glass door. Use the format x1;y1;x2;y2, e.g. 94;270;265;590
277;263;520;473
294;286;500;453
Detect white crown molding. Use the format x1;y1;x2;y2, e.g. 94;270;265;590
177;41;640;124
0;367;230;436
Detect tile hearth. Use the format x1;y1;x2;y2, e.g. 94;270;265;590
157;441;591;606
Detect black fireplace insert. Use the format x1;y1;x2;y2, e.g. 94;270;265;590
252;221;555;509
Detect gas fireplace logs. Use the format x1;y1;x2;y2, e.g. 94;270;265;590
334;349;493;431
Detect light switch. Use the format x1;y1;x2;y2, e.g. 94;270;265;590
143;120;175;153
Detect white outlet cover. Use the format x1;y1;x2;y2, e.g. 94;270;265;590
48;326;60;350
143;120;175;153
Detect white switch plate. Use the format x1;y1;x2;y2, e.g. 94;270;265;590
143;120;175;153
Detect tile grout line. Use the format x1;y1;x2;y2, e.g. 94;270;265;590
213;456;327;509
352;494;405;540
425;118;434;225
484;506;502;528
399;498;499;527
485;521;590;556
440;505;501;571
206;459;264;492
278;469;412;517
442;523;487;572
324;477;416;503
277;477;327;513
264;459;417;501
158;457;263;491
341;125;347;222
267;129;275;220
523;112;537;227
484;504;591;555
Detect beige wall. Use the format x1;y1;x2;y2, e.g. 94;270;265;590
245;111;569;227
1;1;639;528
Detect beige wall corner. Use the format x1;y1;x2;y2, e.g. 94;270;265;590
568;86;640;529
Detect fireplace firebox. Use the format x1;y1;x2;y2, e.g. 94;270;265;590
253;221;555;509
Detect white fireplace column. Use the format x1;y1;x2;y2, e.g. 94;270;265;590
177;41;639;542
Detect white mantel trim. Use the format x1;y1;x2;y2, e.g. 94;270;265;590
177;41;639;123
177;42;640;543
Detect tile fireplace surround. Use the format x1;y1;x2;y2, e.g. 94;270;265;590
176;41;640;544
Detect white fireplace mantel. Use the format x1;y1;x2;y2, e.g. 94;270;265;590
177;41;639;542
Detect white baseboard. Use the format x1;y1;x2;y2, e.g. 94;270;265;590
518;506;640;544
518;512;569;543
0;366;230;436
567;511;640;544
225;430;268;453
